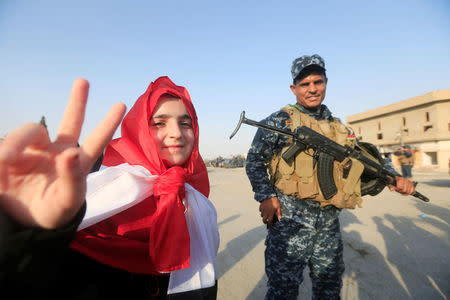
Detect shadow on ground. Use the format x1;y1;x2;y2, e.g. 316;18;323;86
218;214;241;227
225;207;449;299
372;212;449;299
217;225;266;279
415;198;450;225
420;179;450;187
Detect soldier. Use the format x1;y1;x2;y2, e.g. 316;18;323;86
245;54;415;299
394;145;414;179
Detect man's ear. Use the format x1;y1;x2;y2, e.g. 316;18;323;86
290;84;296;95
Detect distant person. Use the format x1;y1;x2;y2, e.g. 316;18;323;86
394;145;414;179
0;77;219;299
245;54;415;299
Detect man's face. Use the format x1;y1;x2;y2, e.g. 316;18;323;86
290;73;327;108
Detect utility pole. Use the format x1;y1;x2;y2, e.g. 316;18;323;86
395;128;404;147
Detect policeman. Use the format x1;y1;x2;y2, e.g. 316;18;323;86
245;54;415;299
394;145;414;179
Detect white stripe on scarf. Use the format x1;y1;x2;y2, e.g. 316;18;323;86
78;163;219;294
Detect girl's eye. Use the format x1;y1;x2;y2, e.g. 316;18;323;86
180;121;193;128
153;121;165;127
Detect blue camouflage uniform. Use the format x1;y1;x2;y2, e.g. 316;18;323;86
246;103;345;300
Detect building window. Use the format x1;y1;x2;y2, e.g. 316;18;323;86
402;117;406;126
424;152;437;165
377;133;383;140
358;127;361;134
424;125;433;132
425;112;430;122
448;123;450;131
377;122;381;130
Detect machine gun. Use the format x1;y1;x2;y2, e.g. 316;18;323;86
230;111;429;202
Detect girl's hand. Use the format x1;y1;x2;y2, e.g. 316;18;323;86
0;78;126;229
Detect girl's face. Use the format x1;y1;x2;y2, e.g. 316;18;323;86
149;96;195;167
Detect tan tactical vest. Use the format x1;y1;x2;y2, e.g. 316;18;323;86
269;106;364;209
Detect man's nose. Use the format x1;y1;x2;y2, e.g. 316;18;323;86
308;84;318;93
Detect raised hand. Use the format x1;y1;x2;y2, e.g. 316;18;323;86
0;79;126;229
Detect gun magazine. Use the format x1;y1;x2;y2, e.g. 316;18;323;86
317;153;338;200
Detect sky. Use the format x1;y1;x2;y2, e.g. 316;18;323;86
1;0;449;159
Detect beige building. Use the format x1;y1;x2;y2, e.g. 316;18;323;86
346;89;450;170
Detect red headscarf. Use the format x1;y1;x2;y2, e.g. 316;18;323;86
71;76;209;274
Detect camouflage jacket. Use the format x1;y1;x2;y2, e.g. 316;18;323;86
245;103;335;203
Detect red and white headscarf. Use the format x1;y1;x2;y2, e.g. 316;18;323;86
71;76;211;275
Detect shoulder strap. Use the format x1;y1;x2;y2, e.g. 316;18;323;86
281;106;301;130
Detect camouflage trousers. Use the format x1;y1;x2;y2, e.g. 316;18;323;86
264;200;344;300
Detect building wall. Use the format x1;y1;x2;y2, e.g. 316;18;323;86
347;90;450;170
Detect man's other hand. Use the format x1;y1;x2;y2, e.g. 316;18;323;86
259;197;282;225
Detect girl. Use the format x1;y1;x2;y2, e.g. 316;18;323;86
1;77;219;300
71;76;219;299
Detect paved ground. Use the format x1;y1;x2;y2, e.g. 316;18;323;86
208;167;449;300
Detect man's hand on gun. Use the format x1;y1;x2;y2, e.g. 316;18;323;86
388;176;415;195
0;79;126;229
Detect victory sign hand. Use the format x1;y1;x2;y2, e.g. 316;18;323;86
0;79;126;229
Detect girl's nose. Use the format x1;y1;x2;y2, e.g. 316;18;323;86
168;121;182;138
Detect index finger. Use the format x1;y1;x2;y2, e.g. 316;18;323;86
56;78;89;144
